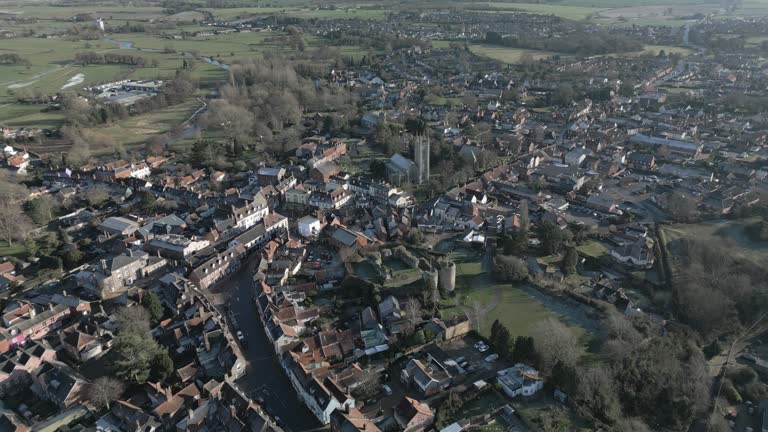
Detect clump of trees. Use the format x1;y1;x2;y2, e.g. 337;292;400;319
0;53;30;65
673;238;768;339
203;59;355;154
111;305;174;384
487;311;709;431
485;30;642;55
493;255;529;283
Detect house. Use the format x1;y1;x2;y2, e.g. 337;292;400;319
144;234;210;260
401;358;452;396
257;167;286;185
298;216;322;238
283;355;355;424
286;185;311;206
329;227;371;251
96;400;162;432
330;407;382;432
189;244;246;290
378;296;404;332
310;162;341;183
76;250;167;298
564;148;589;167
32;361;89;408
610;237;655;269
496;363;544;398
627;152;656;171
231;200;270;231
98;216;140;239
422;315;470;342
394;397;434;432
59;320;113;362
0;340;56;397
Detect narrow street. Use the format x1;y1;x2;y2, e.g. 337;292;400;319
217;265;321;432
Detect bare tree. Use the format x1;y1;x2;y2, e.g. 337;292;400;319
115;306;151;336
531;317;580;370
88;376;125;410
0;171;29;203
85;185;110;207
519;199;529;231
405;297;422;324
0;203;33;246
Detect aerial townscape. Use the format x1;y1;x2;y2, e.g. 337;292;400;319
2;0;768;431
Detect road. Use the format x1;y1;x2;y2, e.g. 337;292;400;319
221;266;321;432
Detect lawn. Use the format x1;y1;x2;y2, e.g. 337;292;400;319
0;241;26;258
467;44;559;64
576;240;608;258
445;249;594;354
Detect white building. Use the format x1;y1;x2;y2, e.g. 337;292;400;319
298;216;322;238
496;364;544;398
232;201;269;231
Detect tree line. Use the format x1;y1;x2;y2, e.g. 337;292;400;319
484;30;643;55
74;51;159;68
0;53;30;65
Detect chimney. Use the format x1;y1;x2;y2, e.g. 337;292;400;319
165;385;173;400
127;249;133;257
188;408;195;420
100;259;107;272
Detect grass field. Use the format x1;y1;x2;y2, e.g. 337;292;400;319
95;98;203;150
639;44;694;56
444;249;594;354
467;44;559;64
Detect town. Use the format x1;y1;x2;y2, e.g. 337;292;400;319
1;1;768;432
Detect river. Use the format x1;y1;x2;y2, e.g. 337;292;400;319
102;37;230;70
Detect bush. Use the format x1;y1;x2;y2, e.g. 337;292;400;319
721;379;742;404
494;255;529;282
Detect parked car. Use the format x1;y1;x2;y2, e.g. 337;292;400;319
459;361;470;369
236;331;248;348
478;344;490;353
484;354;499;363
382;385;393;396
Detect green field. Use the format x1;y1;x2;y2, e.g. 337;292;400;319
96;98;203;149
467;44;559;64
639;44;694;56
444;249;593;353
